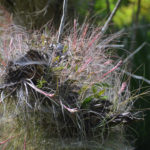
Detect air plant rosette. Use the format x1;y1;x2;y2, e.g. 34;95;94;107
0;22;141;150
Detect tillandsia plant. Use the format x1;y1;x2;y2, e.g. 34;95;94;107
0;1;145;150
0;20;142;150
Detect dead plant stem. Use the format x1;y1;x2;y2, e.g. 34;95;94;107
57;0;68;43
101;0;122;34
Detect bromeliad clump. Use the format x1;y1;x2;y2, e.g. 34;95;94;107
0;24;140;149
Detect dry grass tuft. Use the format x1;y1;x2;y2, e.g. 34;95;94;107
0;22;140;150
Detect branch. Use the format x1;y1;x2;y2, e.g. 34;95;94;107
98;44;124;49
122;70;150;85
101;0;122;34
57;0;68;43
123;42;146;63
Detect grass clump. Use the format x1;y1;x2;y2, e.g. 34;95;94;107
0;22;139;150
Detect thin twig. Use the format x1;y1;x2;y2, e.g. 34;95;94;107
101;0;122;34
123;42;146;63
57;0;68;43
98;44;124;48
122;70;150;85
98;29;125;47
